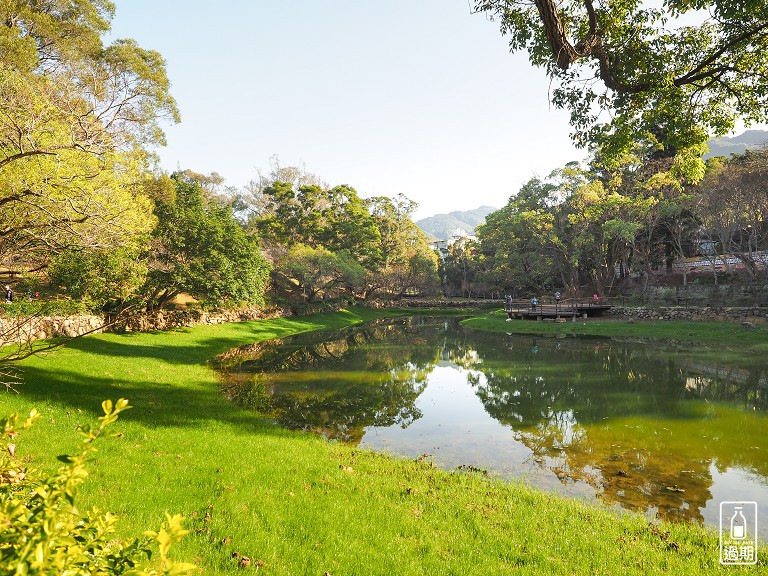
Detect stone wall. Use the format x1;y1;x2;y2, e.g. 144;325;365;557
616;283;768;307
0;314;105;347
609;306;768;324
3;301;765;348
118;307;271;332
0;306;273;347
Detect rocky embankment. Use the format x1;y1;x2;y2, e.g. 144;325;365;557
609;305;767;324
0;307;271;347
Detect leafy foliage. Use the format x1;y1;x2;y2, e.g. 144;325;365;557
274;244;365;302
0;399;195;575
245;168;439;302
473;0;768;177
49;247;148;310
469;148;768;296
366;195;440;299
0;1;177;270
147;174;271;309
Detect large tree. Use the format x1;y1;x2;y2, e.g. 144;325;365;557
473;0;768;168
0;0;178;270
147;174;271;309
366;195;439;299
476;178;560;295
272;244;366;303
697;150;768;279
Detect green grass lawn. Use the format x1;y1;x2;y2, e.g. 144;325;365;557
1;308;759;574
463;308;768;349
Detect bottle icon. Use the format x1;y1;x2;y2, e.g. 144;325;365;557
730;506;747;540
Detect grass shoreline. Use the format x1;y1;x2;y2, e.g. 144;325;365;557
2;308;761;574
462;308;768;348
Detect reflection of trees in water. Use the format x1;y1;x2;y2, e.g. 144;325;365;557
465;335;768;524
217;317;445;442
216;317;768;523
680;362;768;410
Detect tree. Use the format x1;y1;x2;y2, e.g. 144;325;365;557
273;244;365;302
249;178;383;269
442;240;478;297
237;157;327;233
366;195;439;299
697;150;768;279
0;1;178;378
0;1;178;269
147;175;271;309
48;247;147;311
476;178;559;295
473;0;768;169
320;185;382;269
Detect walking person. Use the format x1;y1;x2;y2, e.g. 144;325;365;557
4;285;14;303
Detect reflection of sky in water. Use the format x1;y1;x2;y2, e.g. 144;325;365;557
363;364;768;537
219;317;768;537
362;365;598;500
706;463;768;539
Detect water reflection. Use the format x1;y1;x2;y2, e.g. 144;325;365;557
217;318;438;442
216;316;768;531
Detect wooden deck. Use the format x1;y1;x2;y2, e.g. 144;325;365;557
505;299;612;320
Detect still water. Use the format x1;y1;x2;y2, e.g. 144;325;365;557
216;316;768;534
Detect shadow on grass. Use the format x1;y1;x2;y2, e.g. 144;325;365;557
9;310;380;432
59;318;327;365
13;363;285;432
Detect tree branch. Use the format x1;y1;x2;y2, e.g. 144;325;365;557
0;149;57;169
675;22;768;87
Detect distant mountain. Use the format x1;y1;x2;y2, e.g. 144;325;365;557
705;129;768;159
416;206;496;240
413;131;768;240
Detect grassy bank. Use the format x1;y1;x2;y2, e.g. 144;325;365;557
464;309;768;349
1;308;749;574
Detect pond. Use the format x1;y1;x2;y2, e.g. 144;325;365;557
215;316;768;535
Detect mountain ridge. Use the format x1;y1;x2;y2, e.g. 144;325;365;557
704;129;768;159
416;206;496;240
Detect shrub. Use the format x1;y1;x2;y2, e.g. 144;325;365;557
1;299;89;318
0;399;196;575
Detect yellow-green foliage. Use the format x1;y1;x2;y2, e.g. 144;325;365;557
0;399;195;576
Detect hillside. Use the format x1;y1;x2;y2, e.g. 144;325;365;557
705;129;768;159
416;205;496;240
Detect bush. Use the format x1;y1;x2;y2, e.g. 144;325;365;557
1;299;88;318
0;399;196;575
48;248;147;311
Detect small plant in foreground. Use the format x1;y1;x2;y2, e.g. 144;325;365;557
0;398;196;575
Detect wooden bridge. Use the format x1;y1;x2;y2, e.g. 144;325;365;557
505;298;613;321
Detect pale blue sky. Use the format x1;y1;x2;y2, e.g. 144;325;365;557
108;1;585;218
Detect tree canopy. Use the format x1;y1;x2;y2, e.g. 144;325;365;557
0;0;178;270
147;174;271;308
245;167;439;303
461;146;768;299
473;0;768;167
